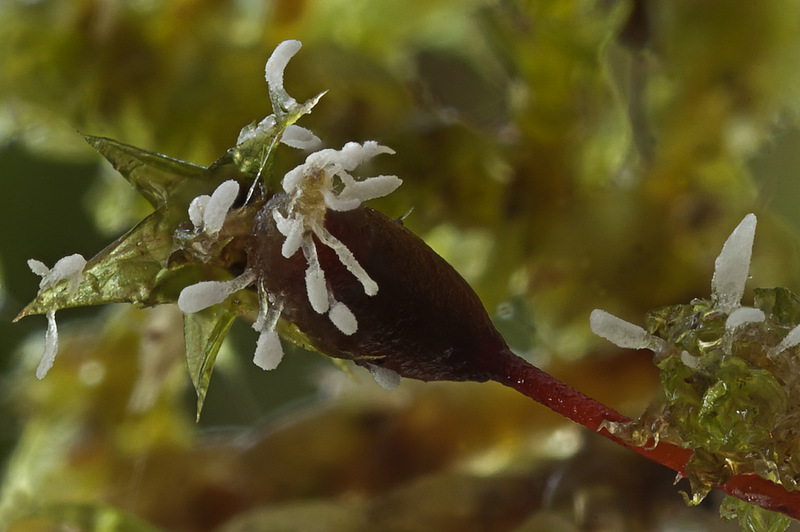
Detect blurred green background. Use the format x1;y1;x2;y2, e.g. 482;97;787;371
3;0;800;530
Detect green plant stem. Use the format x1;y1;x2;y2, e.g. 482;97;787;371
482;349;800;520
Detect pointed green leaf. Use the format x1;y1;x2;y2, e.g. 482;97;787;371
85;135;207;208
184;302;238;420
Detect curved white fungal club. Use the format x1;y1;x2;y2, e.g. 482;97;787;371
236;40;322;151
27;253;87;379
271;141;401;336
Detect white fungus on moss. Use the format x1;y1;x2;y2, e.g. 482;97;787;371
265;39;301;111
254;329;284;370
280;125;322;150
177;270;256;314
235;39;322;150
725;306;766;331
712;213;756;314
589;309;664;351
178;40;403;381
591;214;769;370
270;141;400;335
28;254;86;293
27;253;87;379
188;180;240;237
769;323;800;358
252;292;285;371
328;301;358;336
367;364;401;390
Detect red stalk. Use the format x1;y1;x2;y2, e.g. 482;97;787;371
482;348;800;521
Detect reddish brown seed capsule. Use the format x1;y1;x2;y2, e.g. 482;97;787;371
248;199;508;382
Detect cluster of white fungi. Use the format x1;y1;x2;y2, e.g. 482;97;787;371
31;42;799;396
28;41;401;387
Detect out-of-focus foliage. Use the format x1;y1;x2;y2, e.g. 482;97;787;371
5;0;800;530
0;310;735;531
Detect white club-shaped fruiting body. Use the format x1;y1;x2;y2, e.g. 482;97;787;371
27;254;87;379
267;141;400;337
589;213;792;365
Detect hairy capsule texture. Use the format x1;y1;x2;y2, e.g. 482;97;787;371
248;197;508;382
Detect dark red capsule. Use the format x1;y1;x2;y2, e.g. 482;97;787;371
248;200;508;382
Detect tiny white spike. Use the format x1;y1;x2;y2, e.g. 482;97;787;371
712;214;757;314
36;310;59;379
769;323;800;358
680;350;702;371
27;259;50;278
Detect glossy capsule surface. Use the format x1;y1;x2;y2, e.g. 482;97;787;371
248;199;507;382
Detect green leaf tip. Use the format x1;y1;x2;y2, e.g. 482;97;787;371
84;134;207;208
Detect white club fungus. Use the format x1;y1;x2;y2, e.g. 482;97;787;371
770;323;800;358
254;329;284;371
235;39;322;150
328;301;358;336
275;213;304;258
269;141;399;333
265;39;301;110
27;253;87;379
680;350;702;371
368;364;401;390
252;293;285;371
725;306;766;331
189;180;240;237
589;309;664;351
202;180;240;236
177;270;256;314
305;264;330;314
712;213;756;314
280;125;322;150
188;195;210;228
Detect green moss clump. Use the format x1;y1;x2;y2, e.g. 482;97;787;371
608;287;800;516
720;495;793;532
